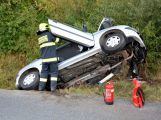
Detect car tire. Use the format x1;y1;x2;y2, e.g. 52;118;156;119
19;71;39;90
100;33;126;54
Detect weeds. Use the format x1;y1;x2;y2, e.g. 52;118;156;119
0;54;27;89
64;80;161;102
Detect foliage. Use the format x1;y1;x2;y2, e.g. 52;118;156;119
0;0;161;71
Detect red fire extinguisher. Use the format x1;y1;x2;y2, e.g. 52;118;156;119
104;81;114;105
132;78;145;108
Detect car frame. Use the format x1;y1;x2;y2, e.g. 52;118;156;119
16;18;146;90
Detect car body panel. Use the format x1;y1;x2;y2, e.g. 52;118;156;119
16;45;102;87
48;19;94;47
93;25;146;48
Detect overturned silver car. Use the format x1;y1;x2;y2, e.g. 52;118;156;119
16;18;146;90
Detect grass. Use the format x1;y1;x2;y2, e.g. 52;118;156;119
0;54;27;89
0;54;161;102
64;80;161;102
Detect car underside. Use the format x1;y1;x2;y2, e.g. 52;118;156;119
56;42;121;86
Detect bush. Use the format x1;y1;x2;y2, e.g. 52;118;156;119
0;0;161;72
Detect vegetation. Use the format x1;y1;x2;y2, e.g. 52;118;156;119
0;0;161;100
1;0;161;63
0;54;27;89
65;80;161;102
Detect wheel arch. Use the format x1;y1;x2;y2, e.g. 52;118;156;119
127;36;146;48
100;29;127;36
127;37;147;63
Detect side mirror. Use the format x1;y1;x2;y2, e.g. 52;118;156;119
82;23;87;32
98;17;113;31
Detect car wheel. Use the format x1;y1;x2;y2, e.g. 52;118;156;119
19;71;39;90
100;33;126;54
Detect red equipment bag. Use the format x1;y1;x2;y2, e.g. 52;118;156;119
104;81;114;105
132;78;145;108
